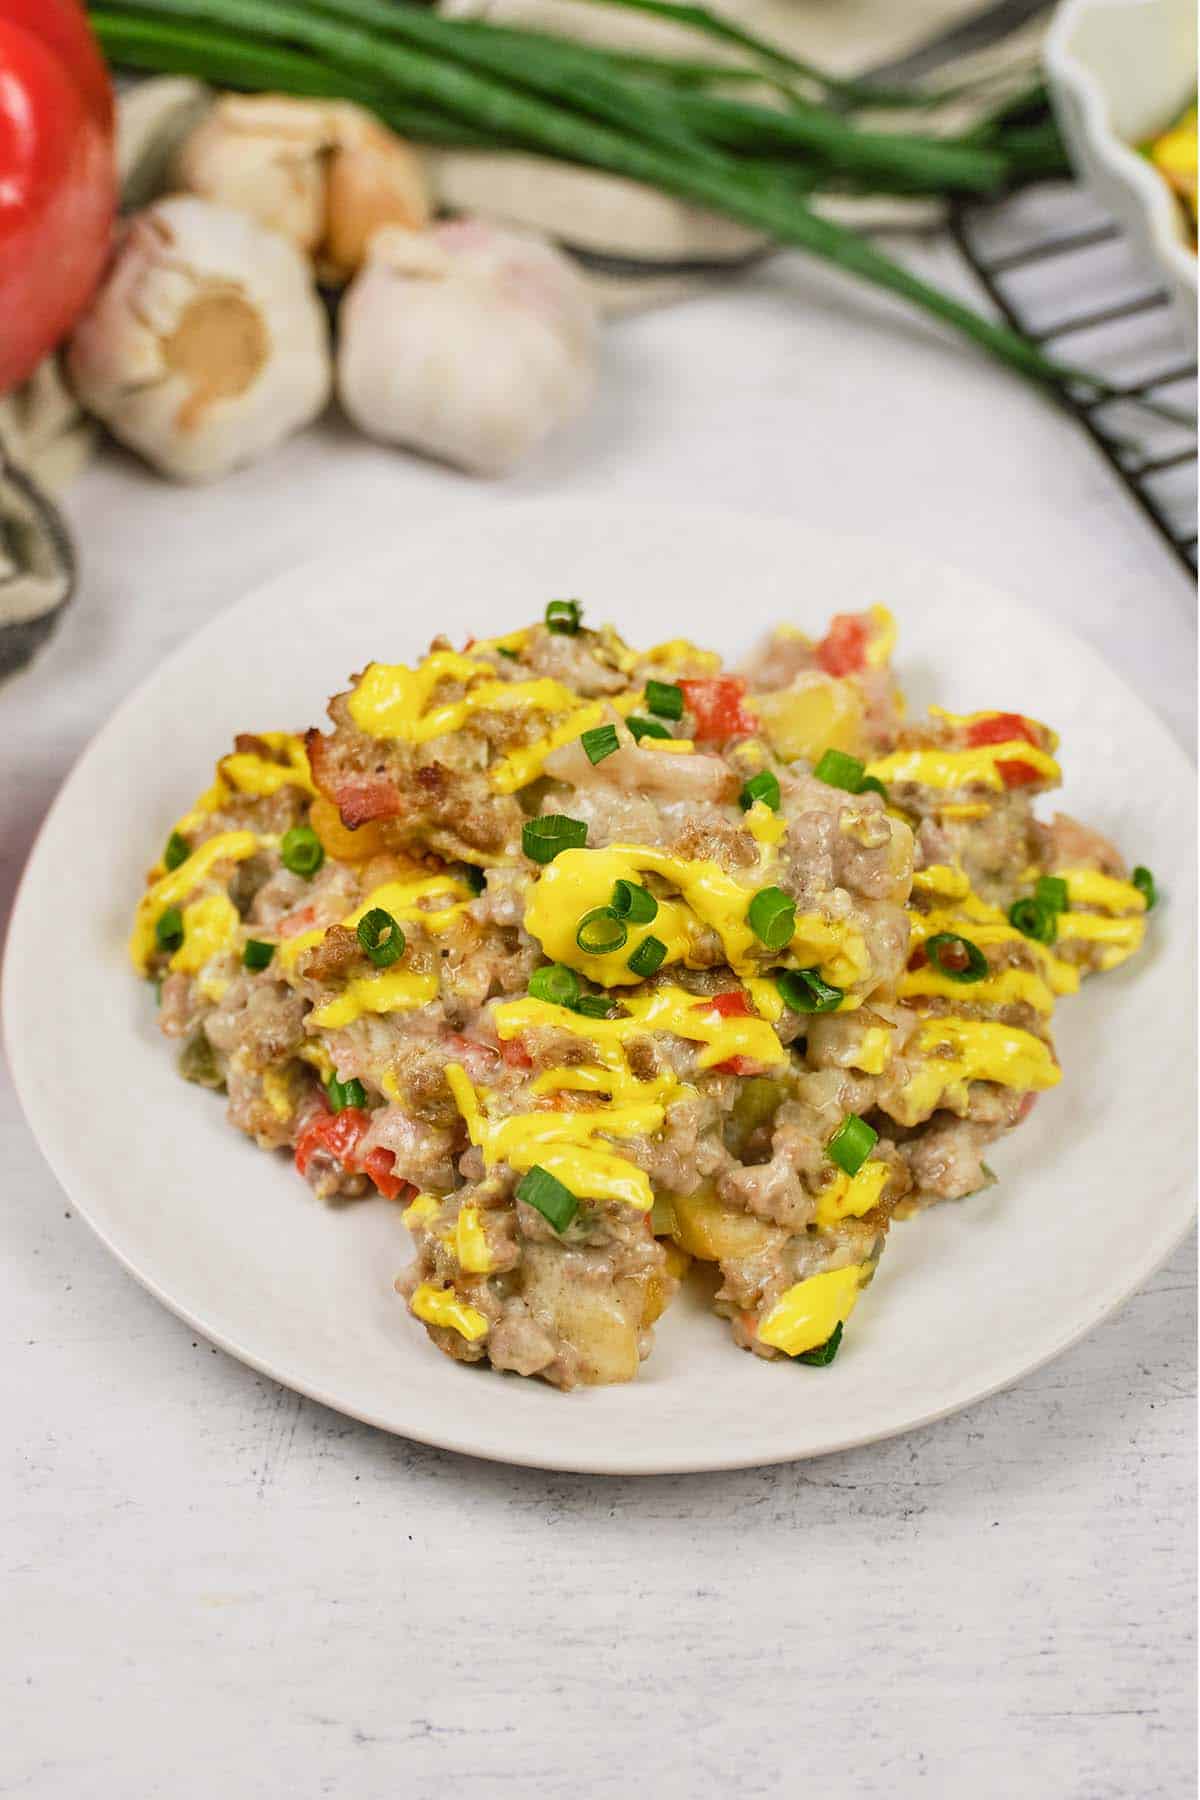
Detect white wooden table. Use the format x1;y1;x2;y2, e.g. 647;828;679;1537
2;236;1195;1799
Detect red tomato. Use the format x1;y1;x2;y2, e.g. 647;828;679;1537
678;677;755;743
814;613;870;677
695;991;751;1018
0;1;115;391
995;759;1040;788
360;1146;410;1203
965;712;1037;749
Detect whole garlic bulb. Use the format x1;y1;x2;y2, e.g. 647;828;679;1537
68;196;332;482
174;94;430;284
336;219;598;476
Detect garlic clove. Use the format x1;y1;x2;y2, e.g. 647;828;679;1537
173;93;430;283
67;196;332;483
336;219;598;476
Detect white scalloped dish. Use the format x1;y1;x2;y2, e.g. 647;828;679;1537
1045;0;1196;338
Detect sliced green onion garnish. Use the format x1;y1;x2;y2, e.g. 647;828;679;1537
517;1165;578;1232
739;770;781;812
925;931;988;983
280;825;324;878
581;723;619;765
497;646;519;660
155;906;184;953
858;775;889;801
163;830;190;871
610;879;658;924
748;885;796;952
572;994;617;1019
545;598;582;635
326;1072;366;1113
522;814;588;864
1008;897;1057;944
627;935;667;977
357;907;405;968
645;679;683;721
460;863;486;895
813;748;866;792
1132;865;1157;910
529;963;580;1008
576;907;628;955
794;1321;844;1366
243;938;275;971
627;715;671;744
1034;874;1068;912
827;1113;878;1177
775;967;843;1013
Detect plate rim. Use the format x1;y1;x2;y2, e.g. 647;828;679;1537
4;500;1196;1474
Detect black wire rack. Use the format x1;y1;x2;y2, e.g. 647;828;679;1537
951;180;1198;576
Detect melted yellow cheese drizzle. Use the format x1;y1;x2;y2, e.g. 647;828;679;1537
525;844;868;991
891;1017;1061;1126
910;865;1079;997
169;894;240;976
279;874;475;973
1055;911;1146;971
814;1161;889;1226
130;830;259;971
1061;867;1146;913
347;653;605;792
410;1282;489;1342
171;733;313;837
866;741;1060;793
309;969;438;1030
757;1264;867;1356
454;1203;493;1273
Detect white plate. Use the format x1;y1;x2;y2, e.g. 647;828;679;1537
4;504;1195;1474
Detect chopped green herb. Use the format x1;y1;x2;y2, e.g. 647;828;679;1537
1008;897;1057;944
517;1165;578;1232
739;771;781;812
627;935;667;977
925;931;988;983
529;963;581;1008
155;906;184;953
326;1072;366;1113
627;715;672;744
243;938;275;971
827;1113;878;1177
581;723;620;765
610;879;658;923
794;1321;844;1366
280;825;324;878
775;967;843;1013
1132;865;1157;910
645;679;684;721
813;748;866;792
545;599;582;635
748;885;795;952
576;907;628;955
572;993;617;1019
522;814;588;864
163;830;190;871
1035;874;1069;913
357;907;405;968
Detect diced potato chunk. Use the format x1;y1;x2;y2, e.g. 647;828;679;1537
751;673;866;764
669;1188;778;1262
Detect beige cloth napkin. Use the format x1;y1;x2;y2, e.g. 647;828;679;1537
432;0;1051;311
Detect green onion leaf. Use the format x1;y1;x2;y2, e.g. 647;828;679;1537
163;830;190;871
280;825;324;878
858;775;889;801
523;814;588;864
497;645;519;660
748;885;796;951
627;715;672;743
775;967;843;1013
545;598;582;635
243;938;275;971
517;1165;578;1232
460;863;486;894
924;931;988;983
1034;874;1069;912
529;963;581;1008
627;935;667;977
576;907;628;955
610;879;658;923
581;723;620;765
645;678;684;720
572;993;617;1019
1008;897;1057;944
739;770;781;812
326;1071;366;1113
357;907;405;967
813;748;866;792
827;1113;877;1176
1132;865;1157;910
794;1320;844;1366
155;906;184;953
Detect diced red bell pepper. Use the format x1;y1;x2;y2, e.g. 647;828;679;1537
814;613;870;678
294;1104;410;1200
965;712;1038;749
499;1037;533;1069
695;991;751;1018
711;1055;759;1076
678;677;755;743
0;0;115;391
995;759;1040;789
360;1145;409;1202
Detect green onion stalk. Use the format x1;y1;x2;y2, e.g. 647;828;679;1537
88;0;1172;409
